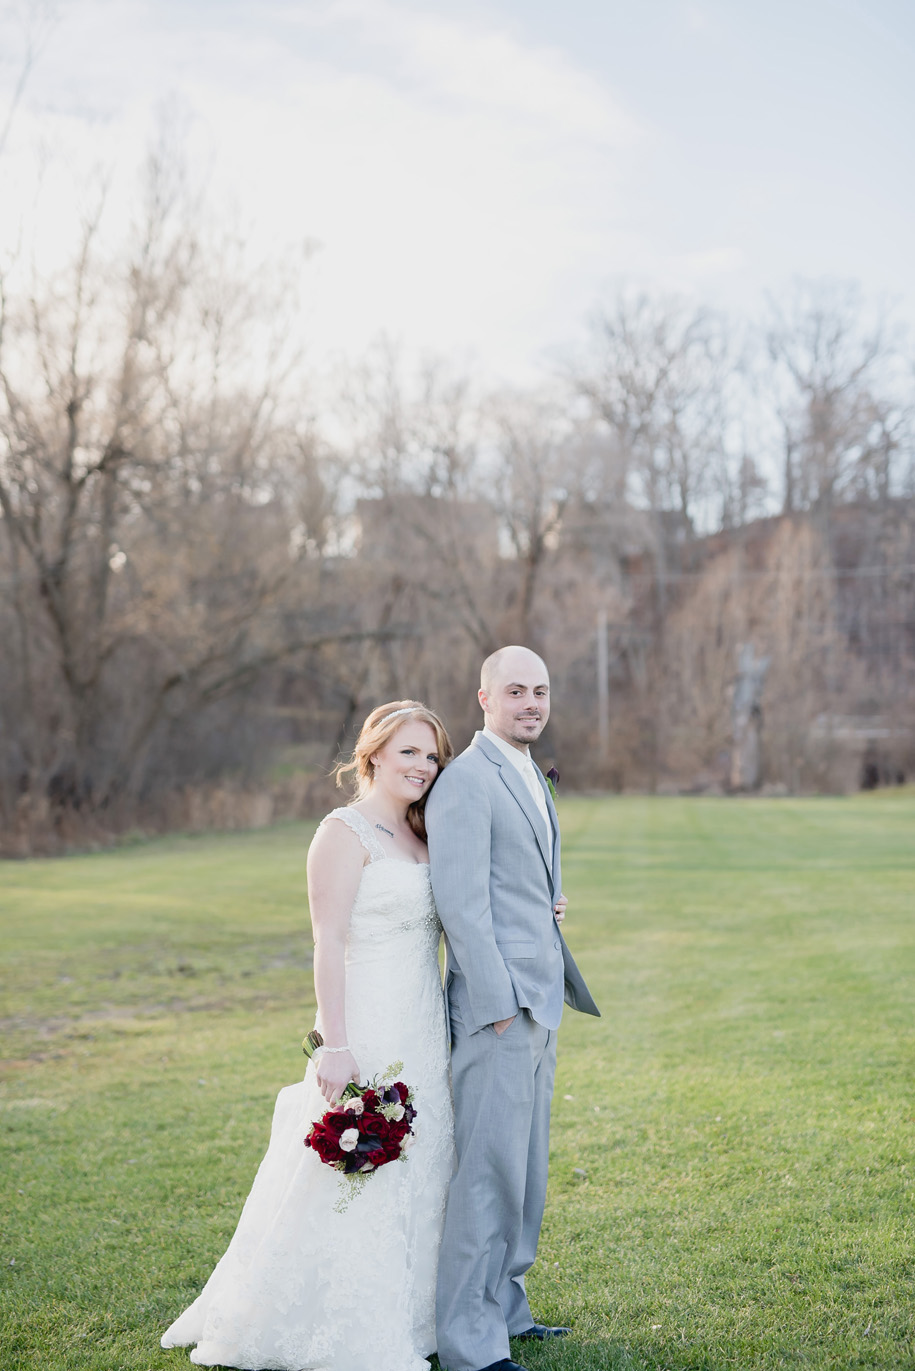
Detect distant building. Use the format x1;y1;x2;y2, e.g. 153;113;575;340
355;493;499;565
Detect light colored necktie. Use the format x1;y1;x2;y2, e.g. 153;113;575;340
522;756;550;829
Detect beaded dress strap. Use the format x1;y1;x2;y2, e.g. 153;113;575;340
320;807;387;863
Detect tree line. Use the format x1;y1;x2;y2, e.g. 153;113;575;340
1;151;913;852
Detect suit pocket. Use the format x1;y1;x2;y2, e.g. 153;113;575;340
496;939;536;959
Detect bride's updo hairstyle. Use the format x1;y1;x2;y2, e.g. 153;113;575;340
334;700;454;840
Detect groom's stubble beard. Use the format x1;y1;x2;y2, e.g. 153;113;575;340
482;691;550;748
493;705;548;748
509;716;545;745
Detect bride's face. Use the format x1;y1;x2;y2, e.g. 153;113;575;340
370;721;441;805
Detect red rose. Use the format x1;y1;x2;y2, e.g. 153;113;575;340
304;1075;416;1184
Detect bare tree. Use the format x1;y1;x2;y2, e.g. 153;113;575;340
0;136;343;825
483;388;576;647
572;292;731;528
0;1;58;159
340;340;500;657
764;281;913;515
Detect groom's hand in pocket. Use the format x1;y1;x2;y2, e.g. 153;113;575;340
492;1015;516;1036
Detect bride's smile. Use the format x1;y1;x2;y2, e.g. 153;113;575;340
370;723;441;804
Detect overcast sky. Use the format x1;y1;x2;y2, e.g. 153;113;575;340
2;0;913;380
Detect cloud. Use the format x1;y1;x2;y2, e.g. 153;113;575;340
0;0;648;376
317;0;641;145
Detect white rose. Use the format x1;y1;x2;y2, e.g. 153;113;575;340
343;1097;364;1114
390;1103;405;1121
339;1128;360;1152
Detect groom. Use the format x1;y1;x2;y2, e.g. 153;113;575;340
426;644;600;1371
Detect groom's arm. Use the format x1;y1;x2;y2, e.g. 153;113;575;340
426;767;518;1032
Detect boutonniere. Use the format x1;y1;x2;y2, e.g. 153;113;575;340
546;767;560;800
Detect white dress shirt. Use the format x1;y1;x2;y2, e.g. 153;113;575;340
482;726;553;864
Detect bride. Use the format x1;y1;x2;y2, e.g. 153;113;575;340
162;701;455;1371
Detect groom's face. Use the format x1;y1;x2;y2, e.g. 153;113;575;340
479;652;551;751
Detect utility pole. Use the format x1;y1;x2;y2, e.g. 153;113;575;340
597;606;609;762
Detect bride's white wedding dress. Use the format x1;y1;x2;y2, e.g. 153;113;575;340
162;808;454;1371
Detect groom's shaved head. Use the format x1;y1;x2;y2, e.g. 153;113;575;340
479;645;550;749
480;645;549;696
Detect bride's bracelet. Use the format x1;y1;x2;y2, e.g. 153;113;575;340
318;1044;351;1054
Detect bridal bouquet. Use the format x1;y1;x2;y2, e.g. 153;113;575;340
302;1030;416;1210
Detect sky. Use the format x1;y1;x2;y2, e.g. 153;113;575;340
1;0;914;381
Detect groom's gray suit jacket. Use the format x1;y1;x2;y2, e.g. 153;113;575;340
426;731;599;1036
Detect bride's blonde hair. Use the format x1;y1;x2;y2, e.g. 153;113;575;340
334;700;454;840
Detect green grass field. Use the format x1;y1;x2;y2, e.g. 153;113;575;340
1;795;913;1371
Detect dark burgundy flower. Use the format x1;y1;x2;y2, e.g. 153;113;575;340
303;1068;416;1203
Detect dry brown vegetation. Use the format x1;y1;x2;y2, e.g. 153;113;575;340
1;154;913;854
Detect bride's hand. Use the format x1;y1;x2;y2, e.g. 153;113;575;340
315;1049;359;1105
554;893;568;925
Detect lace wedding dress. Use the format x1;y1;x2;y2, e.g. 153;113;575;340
162;808;454;1371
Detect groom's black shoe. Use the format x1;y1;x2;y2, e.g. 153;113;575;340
476;1361;528;1371
513;1325;571;1341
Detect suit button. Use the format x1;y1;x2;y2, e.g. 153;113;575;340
554;940;561;950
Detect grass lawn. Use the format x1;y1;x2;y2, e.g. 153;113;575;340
1;794;913;1370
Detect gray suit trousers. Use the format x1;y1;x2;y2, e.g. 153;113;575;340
435;986;557;1371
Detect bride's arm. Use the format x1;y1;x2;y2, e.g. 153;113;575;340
306;819;366;1103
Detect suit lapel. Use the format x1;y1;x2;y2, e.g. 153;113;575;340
543;776;561;896
473;733;552;876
